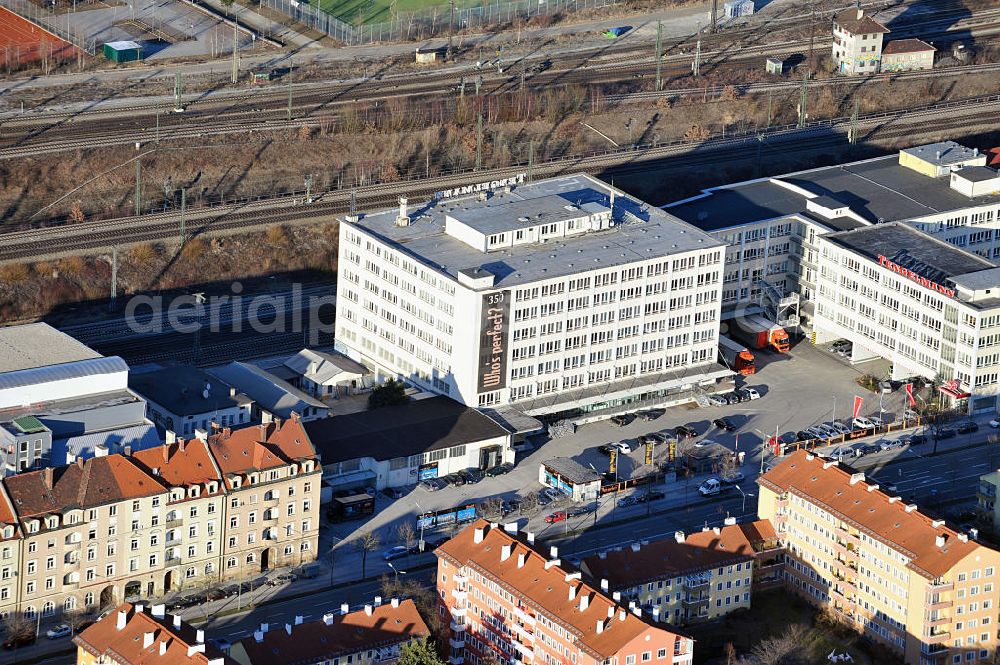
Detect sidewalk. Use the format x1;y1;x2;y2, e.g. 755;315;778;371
195;0;324;50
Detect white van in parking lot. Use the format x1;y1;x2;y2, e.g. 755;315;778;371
699;478;722;496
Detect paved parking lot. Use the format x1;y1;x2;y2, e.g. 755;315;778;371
326;338;904;558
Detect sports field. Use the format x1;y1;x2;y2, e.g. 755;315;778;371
316;0;481;26
0;7;75;65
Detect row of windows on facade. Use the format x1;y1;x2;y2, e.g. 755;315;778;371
343;231;458;297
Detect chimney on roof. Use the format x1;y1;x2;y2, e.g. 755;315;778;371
713;527;721;535
867;484;879;492
159;639;169;656
323;613;335;626
172;614;181;629
959;533;969;543
92;444;107;458
396;197;410;227
607;607;614;619
544;558;561;570
823;461;836;469
970;527;979;540
501;544;513;561
566;571;582;582
517;552;527;568
374;597;382;607
116;610;128;631
674;531;685;543
888;497;900;504
579;594;590;612
165;430;176;444
123;444;132;456
596;620;605;634
151;604;165;618
905;504;917;513
526;532;535;545
474;526;486;544
179;439;186;453
285;624;292;636
187;644;206;657
618;609;626;622
598;551;606;560
143;632;155;649
569;584;578;602
341;603;349;615
76;457;84;470
937;150;942;160
254;631;264;643
208;659;225;665
600;578;609;591
850;473;864;485
855;7;863;19
612;591;621;602
162;445;170;463
652;607;660;622
260;623;269;634
550;546;558;558
392;598;400;608
936;534;947;548
364;604;373;616
632;607;641;618
196;629;204;644
503;523;518;535
42;467;54;490
135;604;144;614
630;543;641;552
806;453;815;461
932;519;945;528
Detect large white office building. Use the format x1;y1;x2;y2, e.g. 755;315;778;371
335;173;731;419
668;140;1000;413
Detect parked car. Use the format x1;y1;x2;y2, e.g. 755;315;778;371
205;587;230;601
650;432;674;444
640;489;666;501
878;439;905;451
744;387;762;400
675;425;699;438
900;433;926;446
611;441;632;454
852;417;875;430
383;546;409;561
420;478;445;491
828;446;855;459
725;392;745;404
542;487;563;502
617;496;638;507
569;504;597;517
868;416;884;427
854;444;879;457
828;421;852;435
485;463;514;477
382;487;406;499
638;409;665;421
721;472;745;484
610;414;636;427
268;572;296;586
713;418;737;432
597;444;614;455
46;624;72;639
830;339;851;352
957;421;979;434
3;634;35;649
936;427;957;439
796;430;813;441
806;425;831;439
903;408;921;421
544;511;568;524
698;478;723;496
706;394;728;406
991;419;1000;429
458;469;482;484
817;424;840;438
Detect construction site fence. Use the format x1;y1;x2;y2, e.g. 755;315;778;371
259;0;617;46
0;0;99;54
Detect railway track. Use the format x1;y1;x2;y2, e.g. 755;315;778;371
0;95;996;265
1;4;997;154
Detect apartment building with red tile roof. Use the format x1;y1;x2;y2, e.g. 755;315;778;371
74;601;236;665
0;416;320;622
758;450;1000;665
581;519;780;625
229;598;430;665
436;520;693;665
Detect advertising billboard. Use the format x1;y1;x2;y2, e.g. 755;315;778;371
478;290;511;392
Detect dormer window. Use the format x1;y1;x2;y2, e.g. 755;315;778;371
231;476;242;489
3;526;13;539
27;521;39;534
47;517;58;529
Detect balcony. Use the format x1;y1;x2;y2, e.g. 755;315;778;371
450;605;467;618
924;630;950;645
921;642;948;657
165;555;183;567
450;621;466;633
925;597;953;611
684;577;710;590
928;581;954;593
512;607;536;625
512;640;533;657
510;623;533;641
924;614;950;627
681;595;709;608
165;538;182;547
448;656;464;665
166;518;183;528
451;588;467;601
450;637;466;649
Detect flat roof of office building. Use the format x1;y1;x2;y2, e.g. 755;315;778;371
345;173;722;288
668;154;1000;232
824;222;995;282
0;323;101;373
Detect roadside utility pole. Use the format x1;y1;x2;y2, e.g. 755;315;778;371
655;21;663;92
231;8;240;84
692;39;701;77
475;114;483;170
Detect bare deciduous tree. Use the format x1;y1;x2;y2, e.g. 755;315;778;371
355;530;381;579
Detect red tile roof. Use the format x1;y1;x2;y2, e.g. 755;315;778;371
74;602;235;665
233;599;429;665
131;439;224;494
436;520;684;659
834;8;889;34
581;520;776;589
882;38;935;55
4;456;164;519
758;450;982;578
205;419;317;488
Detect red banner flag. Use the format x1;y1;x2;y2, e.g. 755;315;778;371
769;437;781;456
852;396;864;419
904;383;916;407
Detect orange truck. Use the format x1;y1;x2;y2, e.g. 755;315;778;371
732;315;790;353
718;335;756;375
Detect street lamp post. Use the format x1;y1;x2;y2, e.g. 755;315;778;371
732;485;755;515
387;562;405;584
